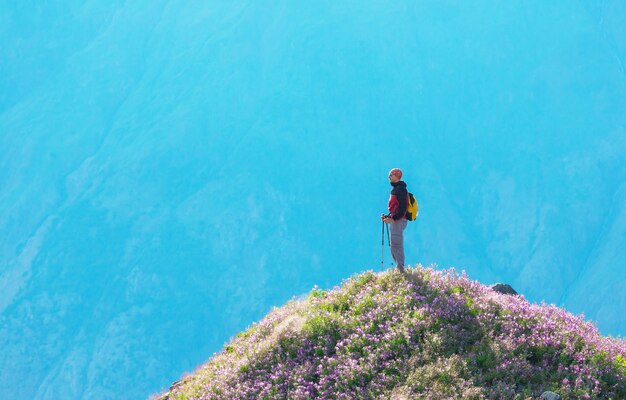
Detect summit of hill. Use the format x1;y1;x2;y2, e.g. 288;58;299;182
157;266;626;399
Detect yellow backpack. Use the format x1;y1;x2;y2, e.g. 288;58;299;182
406;192;419;221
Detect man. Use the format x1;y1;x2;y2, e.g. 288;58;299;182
382;168;408;273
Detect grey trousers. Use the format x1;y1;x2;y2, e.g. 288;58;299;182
389;219;407;268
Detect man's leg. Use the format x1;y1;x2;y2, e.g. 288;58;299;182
389;219;407;272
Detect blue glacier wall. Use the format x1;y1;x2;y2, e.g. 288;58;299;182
1;1;625;399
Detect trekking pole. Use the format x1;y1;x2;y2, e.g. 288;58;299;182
381;219;385;270
386;223;393;266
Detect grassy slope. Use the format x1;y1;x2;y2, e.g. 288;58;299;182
156;266;626;399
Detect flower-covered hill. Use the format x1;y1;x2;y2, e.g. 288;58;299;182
156;266;626;399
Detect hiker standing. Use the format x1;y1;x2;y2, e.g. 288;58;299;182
382;168;408;273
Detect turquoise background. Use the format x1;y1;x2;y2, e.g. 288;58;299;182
1;1;625;398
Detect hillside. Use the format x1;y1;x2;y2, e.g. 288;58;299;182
156;266;626;399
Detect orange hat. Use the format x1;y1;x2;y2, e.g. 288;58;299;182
389;168;402;178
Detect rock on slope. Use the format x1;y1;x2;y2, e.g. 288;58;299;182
156;266;626;399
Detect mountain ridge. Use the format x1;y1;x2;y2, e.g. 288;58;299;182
155;266;626;399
